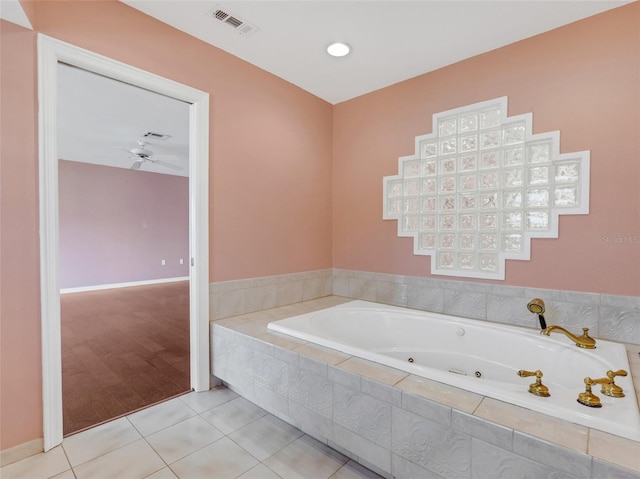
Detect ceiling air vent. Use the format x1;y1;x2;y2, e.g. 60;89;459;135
209;7;258;37
142;132;172;140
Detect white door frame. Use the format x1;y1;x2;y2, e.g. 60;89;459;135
38;34;210;451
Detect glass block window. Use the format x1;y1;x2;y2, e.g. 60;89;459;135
383;97;590;280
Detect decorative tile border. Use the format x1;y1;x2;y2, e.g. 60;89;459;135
209;269;332;319
333;269;640;346
0;438;44;468
210;268;639;345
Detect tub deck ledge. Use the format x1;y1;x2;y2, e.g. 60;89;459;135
211;296;640;477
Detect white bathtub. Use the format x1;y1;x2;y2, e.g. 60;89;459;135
268;300;640;441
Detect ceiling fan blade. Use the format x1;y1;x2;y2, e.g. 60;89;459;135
130;160;143;170
151;159;183;171
91;155;133;160
112;146;133;155
152;154;181;161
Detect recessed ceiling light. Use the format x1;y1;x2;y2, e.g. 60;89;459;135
327;42;351;57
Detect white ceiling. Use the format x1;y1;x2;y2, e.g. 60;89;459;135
2;0;632;176
0;0;32;29
122;0;633;105
57;64;190;177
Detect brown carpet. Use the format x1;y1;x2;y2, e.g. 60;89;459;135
61;281;190;436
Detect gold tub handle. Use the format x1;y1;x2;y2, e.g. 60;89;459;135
517;369;550;397
601;369;628;398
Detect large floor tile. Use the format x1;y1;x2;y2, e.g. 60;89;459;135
73;439;165;479
63;416;141;466
200;397;267;435
51;469;76;479
144;467;178;479
146;415;224;464
330;460;384;479
178;387;239;413
61;281;190;435
229;414;304;461
127;398;197;436
238;463;283;479
170;437;259;479
0;446;69;479
262;435;349;479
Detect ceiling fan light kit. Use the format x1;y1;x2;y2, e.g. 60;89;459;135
131;141;153;158
108;136;184;172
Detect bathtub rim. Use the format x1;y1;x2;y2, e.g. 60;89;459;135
267;299;640;442
210;294;640;476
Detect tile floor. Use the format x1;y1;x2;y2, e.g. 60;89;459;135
60;281;190;435
1;387;382;479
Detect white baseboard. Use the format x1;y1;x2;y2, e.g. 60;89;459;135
0;437;43;467
60;276;189;294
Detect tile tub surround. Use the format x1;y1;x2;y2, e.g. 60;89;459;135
210;269;333;320
209;268;640;346
332;269;640;346
211;297;640;478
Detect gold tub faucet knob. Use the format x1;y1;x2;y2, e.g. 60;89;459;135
517;369;550;397
577;373;625;407
577;377;604;408
600;369;628;398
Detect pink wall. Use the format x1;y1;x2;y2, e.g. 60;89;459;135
31;0;334;284
58;160;189;288
0;1;333;451
0;19;42;451
333;3;640;296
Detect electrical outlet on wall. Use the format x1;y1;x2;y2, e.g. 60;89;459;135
179;258;184;265
161;259;166;266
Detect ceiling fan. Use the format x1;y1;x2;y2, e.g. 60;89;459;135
112;139;184;171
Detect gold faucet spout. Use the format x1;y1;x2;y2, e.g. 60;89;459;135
541;325;596;349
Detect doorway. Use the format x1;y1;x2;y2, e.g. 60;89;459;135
38;34;210;451
57;62;193;434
